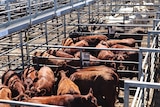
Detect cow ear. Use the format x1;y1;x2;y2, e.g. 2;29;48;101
40;89;46;96
81;97;87;102
88;88;93;94
35;72;38;77
33;78;38;83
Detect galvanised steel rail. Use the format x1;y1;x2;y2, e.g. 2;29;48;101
0;99;64;107
124;79;160;107
124;31;159;107
0;0;96;38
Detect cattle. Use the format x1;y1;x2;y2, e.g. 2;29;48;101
34;66;55;96
73;51;101;66
21;66;37;82
57;70;81;95
47;49;74;58
0;85;12;107
73;35;108;47
62;38;74;47
2;70;30;101
33;51;66;66
95;41;116;68
111;44;139;71
21;66;38;97
107;26;124;39
69;26;90;38
116;27;147;47
63;40;89;54
106;38;136;47
25;88;98;107
70;65;119;107
96;42;115;60
61;38;74;47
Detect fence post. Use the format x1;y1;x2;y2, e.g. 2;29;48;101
124;83;129;107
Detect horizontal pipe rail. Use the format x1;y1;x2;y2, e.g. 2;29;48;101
0;99;64;107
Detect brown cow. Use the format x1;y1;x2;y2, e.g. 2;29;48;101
96;42;115;60
21;66;38;97
63;40;89;54
73;51;101;66
0;85;12;107
21;66;37;82
111;44;138;71
62;37;74;47
70;65;119;107
2;70;29;101
47;49;74;58
33;51;66;66
74;35;108;46
116;27;147;46
34;66;55;96
57;70;81;95
95;41;116;68
106;38;136;47
25;88;98;107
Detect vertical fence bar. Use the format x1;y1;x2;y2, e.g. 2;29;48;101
6;0;11;26
35;0;38;16
28;0;32;26
97;0;99;19
70;0;73;8
80;49;83;68
88;4;91;23
45;22;49;50
77;9;80;31
19;32;24;70
63;15;66;38
54;0;57;13
24;30;30;66
141;88;144;107
138;49;143;80
56;17;59;43
124;83;129;107
147;32;151;48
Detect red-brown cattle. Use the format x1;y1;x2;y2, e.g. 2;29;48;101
62;38;74;47
70;65;119;107
2;70;29;101
111;44;138;71
63;40;89;54
57;70;81;95
21;66;38;97
74;35;108;47
106;38;136;47
116;27;147;46
0;85;12;107
73;51;101;66
47;49;74;58
33;51;66;66
21;66;37;82
34;66;55;96
95;41;116;68
96;42;115;60
25;88;98;107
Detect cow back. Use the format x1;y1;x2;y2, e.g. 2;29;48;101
70;66;119;107
34;66;55;96
57;70;81;95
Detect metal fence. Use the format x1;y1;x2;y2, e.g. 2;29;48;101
0;0;160;107
124;10;160;107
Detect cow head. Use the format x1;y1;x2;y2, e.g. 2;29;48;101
81;88;98;107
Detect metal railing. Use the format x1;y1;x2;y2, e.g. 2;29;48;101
0;0;96;38
124;10;160;107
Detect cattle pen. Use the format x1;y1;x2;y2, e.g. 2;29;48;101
0;0;160;107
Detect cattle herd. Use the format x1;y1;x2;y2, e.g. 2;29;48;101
0;25;147;107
